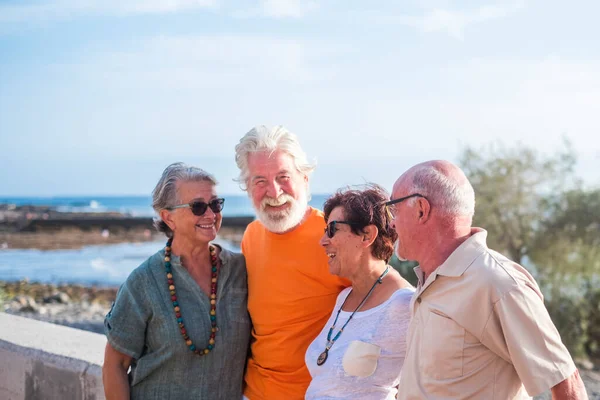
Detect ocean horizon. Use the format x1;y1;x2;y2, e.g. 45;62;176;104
0;194;333;218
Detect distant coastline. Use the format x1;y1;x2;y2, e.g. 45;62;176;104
0;203;252;250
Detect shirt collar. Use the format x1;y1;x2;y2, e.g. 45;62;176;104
413;265;426;287
435;228;488;277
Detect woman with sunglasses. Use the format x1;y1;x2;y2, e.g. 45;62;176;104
102;162;250;400
305;184;415;400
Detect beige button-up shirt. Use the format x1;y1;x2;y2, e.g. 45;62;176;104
397;229;576;399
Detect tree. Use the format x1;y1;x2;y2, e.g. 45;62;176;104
529;188;600;290
389;255;419;287
459;139;578;265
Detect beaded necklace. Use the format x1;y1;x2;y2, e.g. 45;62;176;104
164;238;219;356
317;266;390;366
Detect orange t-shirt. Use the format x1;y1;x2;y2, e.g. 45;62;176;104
242;207;350;400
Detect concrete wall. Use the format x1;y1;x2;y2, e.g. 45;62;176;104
0;313;106;400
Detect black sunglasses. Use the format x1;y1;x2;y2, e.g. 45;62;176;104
166;198;225;216
324;220;360;238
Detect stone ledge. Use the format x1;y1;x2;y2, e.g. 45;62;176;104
0;313;106;400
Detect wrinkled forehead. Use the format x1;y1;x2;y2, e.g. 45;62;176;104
176;179;217;202
248;150;298;176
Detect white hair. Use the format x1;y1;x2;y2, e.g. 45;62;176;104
234;125;316;191
407;164;475;219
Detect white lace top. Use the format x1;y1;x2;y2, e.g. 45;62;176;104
305;286;415;400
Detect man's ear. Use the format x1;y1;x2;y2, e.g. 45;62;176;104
361;225;378;248
416;198;431;223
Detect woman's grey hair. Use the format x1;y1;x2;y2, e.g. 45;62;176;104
152;162;217;238
234;125;316;191
407;164;475;220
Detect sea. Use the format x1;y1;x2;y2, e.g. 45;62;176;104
0;194;331;286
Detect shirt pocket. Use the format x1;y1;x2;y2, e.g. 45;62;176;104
342;340;381;377
422;310;464;380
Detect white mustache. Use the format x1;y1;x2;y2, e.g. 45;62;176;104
262;194;294;208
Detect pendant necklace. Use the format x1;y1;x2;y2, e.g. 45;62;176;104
317;265;390;366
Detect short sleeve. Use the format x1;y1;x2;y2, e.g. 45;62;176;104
481;284;576;396
104;269;151;360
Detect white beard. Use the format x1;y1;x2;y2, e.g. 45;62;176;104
254;191;309;234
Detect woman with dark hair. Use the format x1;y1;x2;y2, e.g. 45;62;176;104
102;162;250;400
304;184;415;400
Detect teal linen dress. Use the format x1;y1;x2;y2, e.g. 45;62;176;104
104;245;250;400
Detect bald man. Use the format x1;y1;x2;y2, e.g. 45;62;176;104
388;161;587;400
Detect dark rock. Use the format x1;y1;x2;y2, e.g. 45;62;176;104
43;292;71;304
11;295;39;312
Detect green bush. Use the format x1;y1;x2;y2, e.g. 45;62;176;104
0;286;8;311
584;287;600;360
389;255;419;287
544;284;600;361
545;294;589;359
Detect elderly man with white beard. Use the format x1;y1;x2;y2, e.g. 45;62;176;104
234;125;349;400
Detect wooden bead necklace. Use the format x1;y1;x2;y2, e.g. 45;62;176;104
165;238;218;356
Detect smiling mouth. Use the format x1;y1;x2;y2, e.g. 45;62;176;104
196;223;215;229
265;202;288;209
327;253;336;259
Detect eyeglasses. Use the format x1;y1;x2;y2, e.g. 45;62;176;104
165;198;225;216
383;193;427;219
324;220;360;238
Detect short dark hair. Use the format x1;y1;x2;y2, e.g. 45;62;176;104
323;184;397;262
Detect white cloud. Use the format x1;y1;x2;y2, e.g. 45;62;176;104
0;0;321;23
77;35;342;90
259;0;318;18
378;1;525;39
230;0;318;19
0;0;217;22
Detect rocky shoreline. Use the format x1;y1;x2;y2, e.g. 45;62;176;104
1;280;116;334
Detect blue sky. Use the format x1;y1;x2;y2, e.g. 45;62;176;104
1;0;599;196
